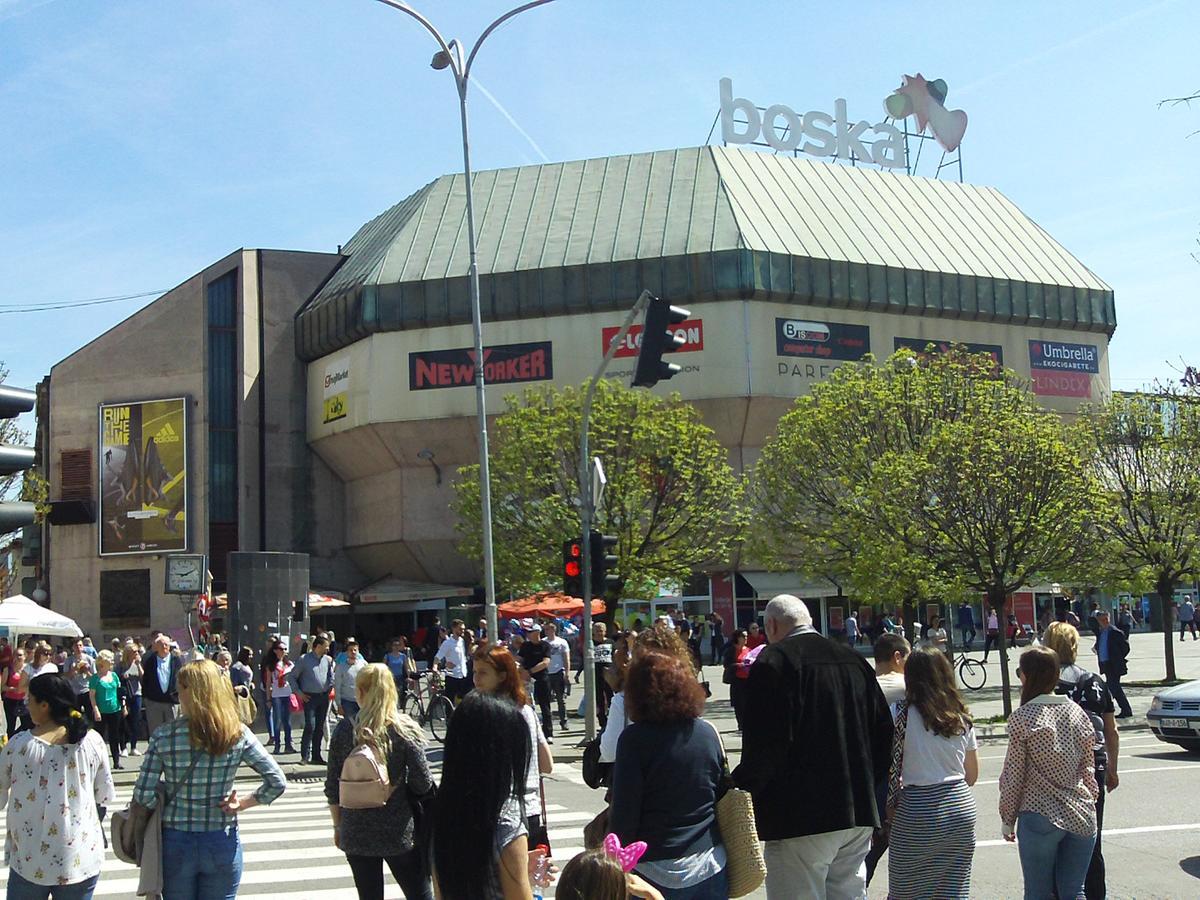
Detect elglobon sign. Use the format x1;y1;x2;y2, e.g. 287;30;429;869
720;77;905;168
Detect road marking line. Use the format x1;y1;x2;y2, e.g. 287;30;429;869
978;822;1200;848
976;763;1200;785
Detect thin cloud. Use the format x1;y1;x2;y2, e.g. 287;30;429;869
957;0;1181;97
473;76;551;163
0;0;61;23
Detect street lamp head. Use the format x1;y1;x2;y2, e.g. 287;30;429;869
430;49;452;70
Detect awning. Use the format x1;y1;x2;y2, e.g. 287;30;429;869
739;572;839;600
358;578;475;606
212;592;348;611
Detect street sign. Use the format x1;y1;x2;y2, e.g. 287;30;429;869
592;456;607;514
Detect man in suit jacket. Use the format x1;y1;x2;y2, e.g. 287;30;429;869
1095;610;1133;718
141;635;183;736
733;595;893;900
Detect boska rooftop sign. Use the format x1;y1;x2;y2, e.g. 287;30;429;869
720;77;905;168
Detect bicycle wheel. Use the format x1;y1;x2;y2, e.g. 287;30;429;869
428;695;454;743
403;692;423;724
959;658;987;691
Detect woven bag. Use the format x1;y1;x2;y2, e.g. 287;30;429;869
704;720;766;898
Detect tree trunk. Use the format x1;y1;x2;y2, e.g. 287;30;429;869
1157;575;1178;682
990;589;1014;717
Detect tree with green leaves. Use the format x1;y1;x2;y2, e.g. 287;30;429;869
752;350;1001;630
752;349;1103;715
453;378;746;606
1080;390;1200;682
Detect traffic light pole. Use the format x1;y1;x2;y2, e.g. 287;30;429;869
578;290;652;742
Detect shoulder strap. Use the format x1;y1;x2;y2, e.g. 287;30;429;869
885;700;909;815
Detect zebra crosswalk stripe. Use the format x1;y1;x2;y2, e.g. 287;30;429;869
0;784;588;898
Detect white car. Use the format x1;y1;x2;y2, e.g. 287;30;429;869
1148;681;1200;754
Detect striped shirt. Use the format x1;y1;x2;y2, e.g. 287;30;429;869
132;718;286;831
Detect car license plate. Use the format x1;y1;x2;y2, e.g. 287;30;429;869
1161;717;1189;729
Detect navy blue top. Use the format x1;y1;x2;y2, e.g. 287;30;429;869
609;719;723;862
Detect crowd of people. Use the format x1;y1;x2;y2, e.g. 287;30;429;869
0;592;1135;899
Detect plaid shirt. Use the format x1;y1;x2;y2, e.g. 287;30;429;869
132;718;285;831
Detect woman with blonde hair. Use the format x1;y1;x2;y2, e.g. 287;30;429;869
133;659;286;899
325;663;434;900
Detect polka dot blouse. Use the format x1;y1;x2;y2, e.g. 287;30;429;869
998;694;1099;836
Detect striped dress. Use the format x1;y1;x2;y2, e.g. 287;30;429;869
888;707;978;900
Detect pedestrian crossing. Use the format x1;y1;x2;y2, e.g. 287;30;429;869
0;768;592;898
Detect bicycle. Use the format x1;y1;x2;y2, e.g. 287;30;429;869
404;670;454;743
956;654;987;691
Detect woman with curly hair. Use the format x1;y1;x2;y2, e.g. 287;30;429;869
609;651;727;899
887;647;979;900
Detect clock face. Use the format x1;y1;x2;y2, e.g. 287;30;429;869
167;556;204;592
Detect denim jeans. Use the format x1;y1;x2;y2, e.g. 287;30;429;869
270;696;293;750
301;692;330;759
643;867;729;900
1017;811;1096;900
7;870;99;900
162;826;243;900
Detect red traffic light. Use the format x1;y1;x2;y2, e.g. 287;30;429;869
565;561;581;577
567;542;582;558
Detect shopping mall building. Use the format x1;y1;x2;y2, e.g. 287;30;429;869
35;143;1116;641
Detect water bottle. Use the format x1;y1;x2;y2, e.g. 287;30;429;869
531;843;551;900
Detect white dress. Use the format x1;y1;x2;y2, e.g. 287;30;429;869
0;730;116;885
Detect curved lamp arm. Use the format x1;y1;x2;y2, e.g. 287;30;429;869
370;0;455;66
465;0;558;80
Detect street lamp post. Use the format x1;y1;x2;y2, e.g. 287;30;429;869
370;0;557;644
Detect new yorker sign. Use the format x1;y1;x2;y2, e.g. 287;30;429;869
409;341;553;390
720;77;905;168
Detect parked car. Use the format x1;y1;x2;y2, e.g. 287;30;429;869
1148;681;1200;753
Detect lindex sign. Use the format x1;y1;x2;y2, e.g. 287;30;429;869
602;319;704;358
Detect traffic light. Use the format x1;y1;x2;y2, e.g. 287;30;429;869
293;593;309;622
632;296;691;388
0;385;36;535
562;538;583;597
589;531;619;596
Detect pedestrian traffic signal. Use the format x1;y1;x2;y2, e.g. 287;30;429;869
293;593;308;621
562;538;584;597
0;385;37;535
632;296;691;388
589;531;619;596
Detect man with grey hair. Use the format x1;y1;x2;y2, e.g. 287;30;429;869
733;594;892;899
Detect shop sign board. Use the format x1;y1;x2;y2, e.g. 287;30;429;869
322;356;349;423
1029;339;1098;398
720;77;906;168
602;319;703;357
776;319;870;360
98;397;188;556
409;341;553;391
894;336;1004;365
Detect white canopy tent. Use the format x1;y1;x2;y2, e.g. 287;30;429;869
0;594;83;639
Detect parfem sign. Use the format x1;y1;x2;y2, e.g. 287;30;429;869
720;77;905;168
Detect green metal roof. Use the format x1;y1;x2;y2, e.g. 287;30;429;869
296;146;1115;361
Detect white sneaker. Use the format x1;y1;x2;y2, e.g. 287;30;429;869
129;748;142;756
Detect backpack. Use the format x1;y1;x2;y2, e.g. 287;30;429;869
1057;673;1108;772
339;729;396;809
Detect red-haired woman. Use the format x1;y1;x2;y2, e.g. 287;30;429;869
609;651;728;899
473;646;554;848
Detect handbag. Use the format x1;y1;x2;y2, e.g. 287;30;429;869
581;736;612;790
871;699;909;857
704;720;766;898
288;693;302;713
583;806;609;849
112;751;202;866
234;686;258;727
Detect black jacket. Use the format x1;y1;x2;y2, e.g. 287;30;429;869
142;651;182;704
1095;626;1130;676
609;719;723;861
732;630;893;841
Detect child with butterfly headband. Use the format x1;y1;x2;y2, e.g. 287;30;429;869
555;835;664;900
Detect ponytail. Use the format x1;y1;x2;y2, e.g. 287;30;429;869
28;673;91;744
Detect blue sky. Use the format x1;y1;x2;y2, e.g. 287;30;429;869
1;0;1197;395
